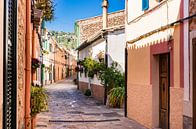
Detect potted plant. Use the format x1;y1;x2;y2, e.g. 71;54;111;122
31;86;48;129
108;87;125;108
32;58;41;71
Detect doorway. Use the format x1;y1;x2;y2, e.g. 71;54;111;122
193;38;196;129
159;54;170;129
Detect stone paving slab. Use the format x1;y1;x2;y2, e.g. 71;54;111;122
36;80;148;129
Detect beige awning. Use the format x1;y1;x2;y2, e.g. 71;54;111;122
127;27;175;49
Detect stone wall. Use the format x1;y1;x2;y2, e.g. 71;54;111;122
189;0;196;31
17;0;26;128
79;81;105;103
77;10;125;43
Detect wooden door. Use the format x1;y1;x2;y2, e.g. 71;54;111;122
193;38;196;129
159;54;169;129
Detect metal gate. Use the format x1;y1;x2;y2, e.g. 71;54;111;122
3;0;18;128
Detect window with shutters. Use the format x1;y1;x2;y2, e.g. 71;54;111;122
3;0;17;128
142;0;149;11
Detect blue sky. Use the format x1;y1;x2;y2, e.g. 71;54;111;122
46;0;125;32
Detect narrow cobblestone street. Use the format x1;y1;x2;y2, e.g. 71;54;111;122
36;80;147;129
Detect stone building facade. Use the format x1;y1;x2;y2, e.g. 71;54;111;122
17;0;27;128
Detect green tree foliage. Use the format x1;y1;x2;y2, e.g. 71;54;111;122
77;58;125;108
99;62;125;89
50;31;77;50
35;0;55;21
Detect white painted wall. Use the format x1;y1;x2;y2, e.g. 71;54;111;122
78;39;105;85
78;46;90;83
91;39;105;85
78;30;125;86
108;29;125;72
126;0;182;42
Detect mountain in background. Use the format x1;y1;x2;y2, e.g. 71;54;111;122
50;31;77;50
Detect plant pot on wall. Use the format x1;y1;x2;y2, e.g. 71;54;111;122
32;58;41;71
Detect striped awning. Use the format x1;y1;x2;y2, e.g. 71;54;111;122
127;27;175;49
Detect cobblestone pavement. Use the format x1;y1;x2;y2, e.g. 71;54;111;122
36;80;147;129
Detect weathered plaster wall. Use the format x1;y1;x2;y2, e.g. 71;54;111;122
127;39;183;129
170;88;183;129
0;0;3;128
189;0;196;31
127;46;152;128
17;0;26;128
78;81;105;103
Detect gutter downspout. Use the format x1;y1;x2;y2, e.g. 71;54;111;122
25;0;31;128
103;33;108;105
32;28;36;82
124;44;128;117
102;0;108;105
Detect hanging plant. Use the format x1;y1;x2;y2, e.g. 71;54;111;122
97;51;105;63
77;60;84;66
42;50;49;55
75;66;80;72
41;64;45;68
35;0;55;21
32;58;41;69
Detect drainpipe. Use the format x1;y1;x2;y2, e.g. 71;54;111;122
77;51;79;89
32;28;36;82
54;44;56;82
25;0;31;128
124;44;128;117
102;0;108;105
103;34;108;105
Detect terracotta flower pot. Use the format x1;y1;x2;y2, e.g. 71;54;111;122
31;115;37;129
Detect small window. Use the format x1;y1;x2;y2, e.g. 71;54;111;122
142;0;149;11
49;44;52;52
